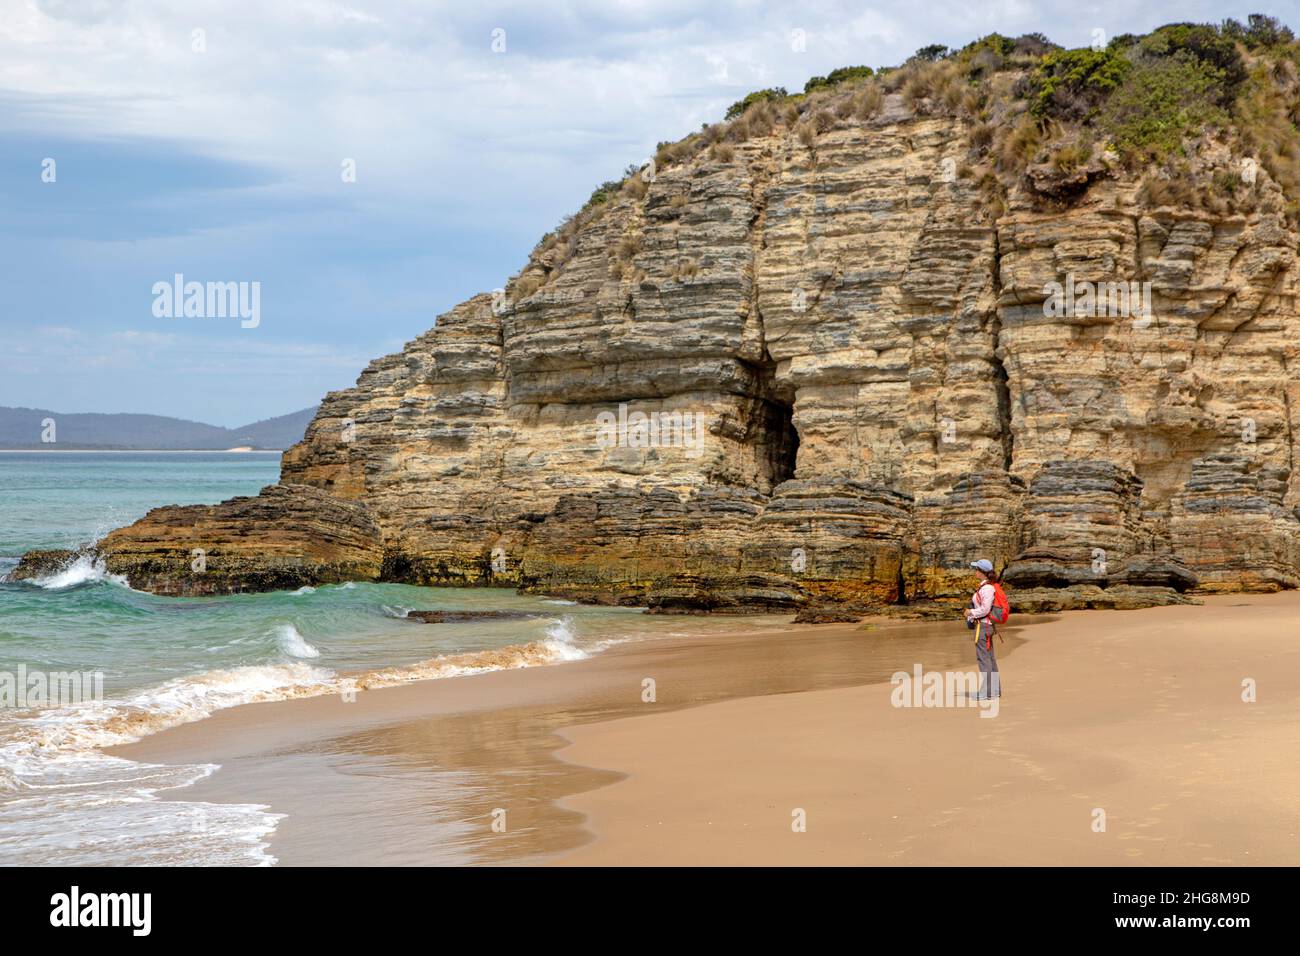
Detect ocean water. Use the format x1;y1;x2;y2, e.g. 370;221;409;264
0;452;773;866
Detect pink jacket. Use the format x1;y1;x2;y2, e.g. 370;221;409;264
970;582;996;620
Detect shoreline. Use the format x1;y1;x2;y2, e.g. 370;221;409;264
109;593;1300;866
109;612;992;864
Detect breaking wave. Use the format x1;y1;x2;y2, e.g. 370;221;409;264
23;553;129;590
273;623;321;659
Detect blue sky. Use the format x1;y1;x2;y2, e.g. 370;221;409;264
0;0;1284;425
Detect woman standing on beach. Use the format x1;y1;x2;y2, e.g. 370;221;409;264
963;559;1003;700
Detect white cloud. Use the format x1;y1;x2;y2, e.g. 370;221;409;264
4;0;1256;235
0;0;1269;422
0;1;1037;214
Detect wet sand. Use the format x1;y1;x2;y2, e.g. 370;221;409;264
112;615;1003;864
112;593;1300;865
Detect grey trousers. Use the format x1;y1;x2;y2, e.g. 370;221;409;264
975;626;1001;699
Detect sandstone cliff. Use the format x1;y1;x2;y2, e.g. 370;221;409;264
19;23;1300;613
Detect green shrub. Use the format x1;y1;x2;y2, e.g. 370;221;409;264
911;45;948;63
1101;53;1228;158
1031;47;1130;120
957;33;1018;79
1013;33;1059;56
1138;23;1247;105
803;66;874;94
583;179;624;210
1222;14;1295;49
725;87;788;120
959;33;1017;57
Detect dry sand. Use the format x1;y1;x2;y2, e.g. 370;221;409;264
555;593;1300;865
111;593;1300;866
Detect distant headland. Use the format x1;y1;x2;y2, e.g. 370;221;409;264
0;405;317;451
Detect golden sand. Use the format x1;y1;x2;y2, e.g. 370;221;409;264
111;594;1300;865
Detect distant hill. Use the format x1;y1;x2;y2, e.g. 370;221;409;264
0;405;318;450
223;407;320;450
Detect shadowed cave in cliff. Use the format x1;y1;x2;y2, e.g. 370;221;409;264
764;396;799;488
742;357;799;491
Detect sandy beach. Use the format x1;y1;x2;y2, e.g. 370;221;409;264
111;593;1300;866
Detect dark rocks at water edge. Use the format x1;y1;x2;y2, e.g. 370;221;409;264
404;610;540;623
10;484;383;595
792;608;867;624
7;549;77;581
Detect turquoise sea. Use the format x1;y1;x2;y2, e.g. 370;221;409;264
0;452;768;865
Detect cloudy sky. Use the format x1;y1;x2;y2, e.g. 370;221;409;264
0;0;1280;425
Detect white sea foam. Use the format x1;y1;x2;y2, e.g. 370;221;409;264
291;585;316;596
540;617;589;661
0;594;624;866
0;661;334;866
274;623;321;659
0;618;597;788
0;746;283;865
26;553;129;590
14;661;336;756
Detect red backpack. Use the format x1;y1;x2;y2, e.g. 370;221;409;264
989;582;1011;625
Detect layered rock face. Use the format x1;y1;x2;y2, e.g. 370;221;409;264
28;98;1300;609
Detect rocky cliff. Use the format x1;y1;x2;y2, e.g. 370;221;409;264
18;23;1300;613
